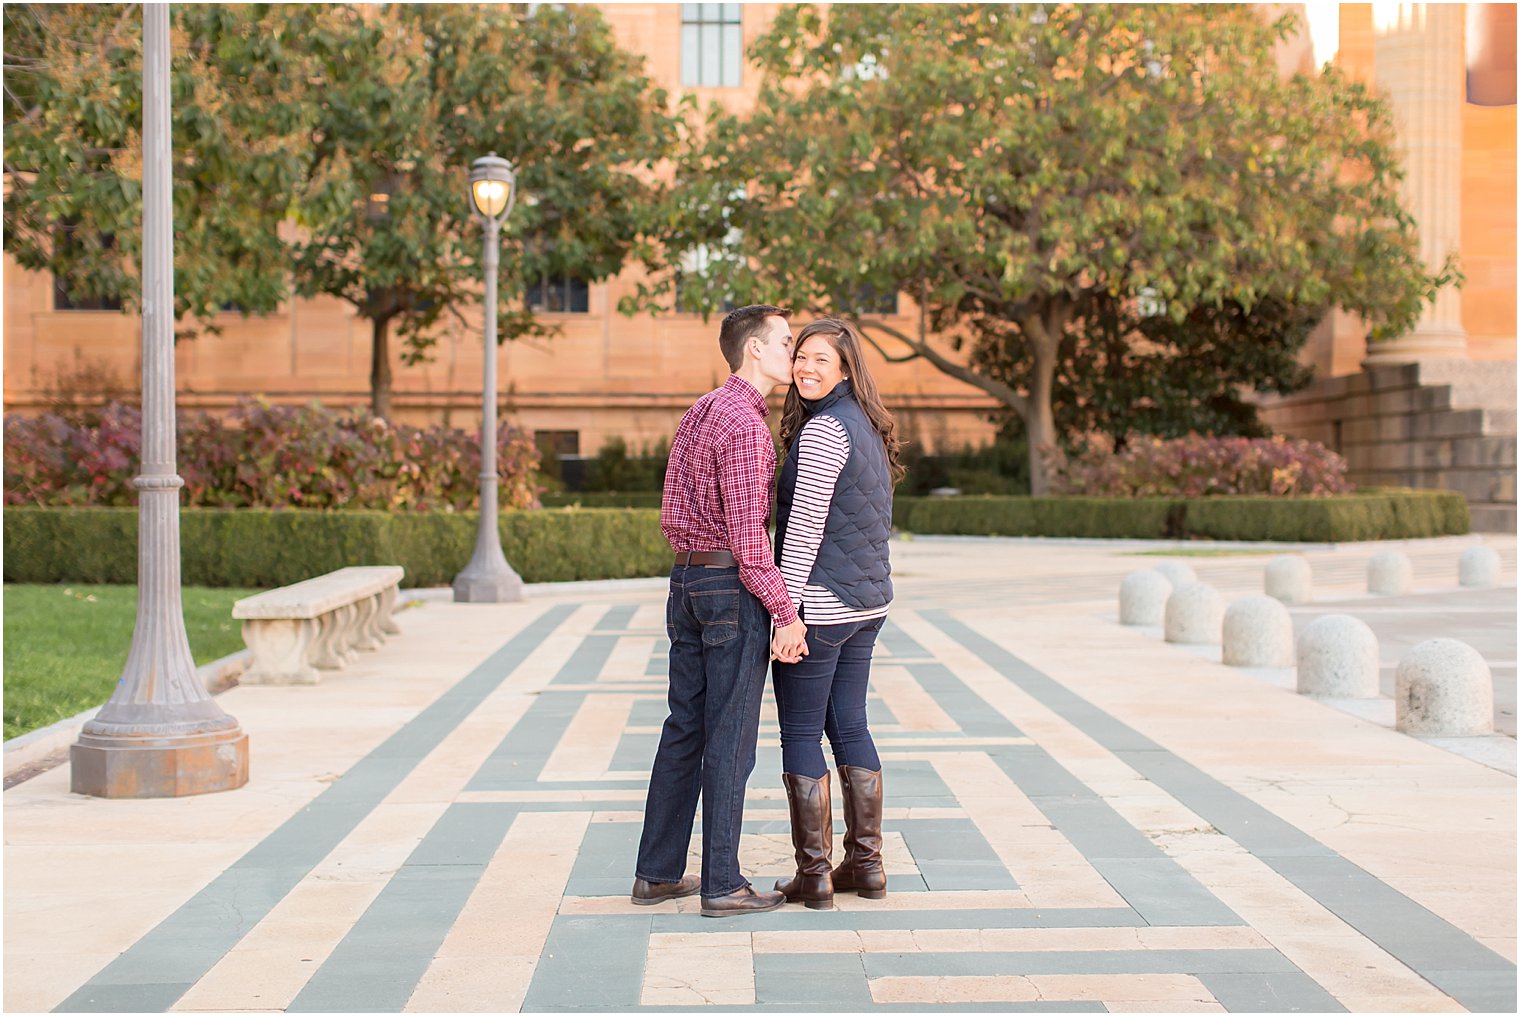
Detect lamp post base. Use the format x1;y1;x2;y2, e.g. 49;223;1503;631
71;726;249;799
452;563;525;603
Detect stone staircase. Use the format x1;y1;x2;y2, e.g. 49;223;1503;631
1256;360;1517;532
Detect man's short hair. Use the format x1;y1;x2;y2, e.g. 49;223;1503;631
718;304;791;372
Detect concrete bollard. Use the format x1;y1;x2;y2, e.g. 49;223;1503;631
1396;639;1493;736
1119;570;1172;626
1164;583;1224;645
1153;561;1198;589
1458;546;1500;588
1223;596;1294;667
1296;614;1379;697
1367;551;1413;595
1264;555;1313;604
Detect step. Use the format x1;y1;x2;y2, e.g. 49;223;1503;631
1469;503;1517;533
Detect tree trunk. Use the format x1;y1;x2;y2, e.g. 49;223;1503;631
1022;301;1072;496
370;314;393;419
1026;345;1059;495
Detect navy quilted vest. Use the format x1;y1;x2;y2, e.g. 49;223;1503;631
774;381;893;611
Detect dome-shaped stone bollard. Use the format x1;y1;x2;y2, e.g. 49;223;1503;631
1458;546;1501;588
1296;614;1379;697
1164;583;1224;645
1264;555;1313;604
1153;561;1198;589
1223;596;1294;667
1367;551;1414;595
1119;570;1172;626
1396;639;1493;736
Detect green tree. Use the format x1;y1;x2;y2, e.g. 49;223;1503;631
291;4;682;416
5;4;682;417
656;3;1457;492
4;3;313;326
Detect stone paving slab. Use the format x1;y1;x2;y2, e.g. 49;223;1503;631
3;535;1514;1013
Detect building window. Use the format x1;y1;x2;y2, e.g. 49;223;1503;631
1466;3;1517;106
52;225;123;311
674;244;737;314
534;429;580;459
525;274;590;313
681;4;742;88
836;283;898;317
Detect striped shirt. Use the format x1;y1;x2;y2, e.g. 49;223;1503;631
661;375;798;627
777;415;892;626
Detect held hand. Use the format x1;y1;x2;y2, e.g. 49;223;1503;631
771;617;809;665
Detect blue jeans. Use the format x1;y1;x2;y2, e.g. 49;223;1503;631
635;564;771;898
771;616;885;779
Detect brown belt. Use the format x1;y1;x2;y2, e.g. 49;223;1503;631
674;550;737;568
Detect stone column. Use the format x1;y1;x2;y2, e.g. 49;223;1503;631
1363;2;1468;364
70;3;250;798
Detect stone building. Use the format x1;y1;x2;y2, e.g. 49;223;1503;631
3;3;1514;520
1254;3;1517;530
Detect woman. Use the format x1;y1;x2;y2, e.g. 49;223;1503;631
770;317;905;911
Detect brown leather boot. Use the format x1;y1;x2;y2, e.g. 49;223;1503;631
832;766;886;899
773;771;834;910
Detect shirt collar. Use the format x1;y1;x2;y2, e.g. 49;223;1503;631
724;374;770;418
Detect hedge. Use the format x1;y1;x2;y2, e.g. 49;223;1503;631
540;492;664;509
3;489;1471;589
3;507;670;588
897;489;1469;542
893;496;1182;539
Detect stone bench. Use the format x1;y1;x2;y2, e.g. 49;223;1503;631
233;566;405;685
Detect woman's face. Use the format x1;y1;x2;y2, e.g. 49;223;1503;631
793;334;846;401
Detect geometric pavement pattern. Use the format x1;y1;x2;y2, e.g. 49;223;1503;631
45;590;1517;1013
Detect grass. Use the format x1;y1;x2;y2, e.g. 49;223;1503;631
3;584;257;741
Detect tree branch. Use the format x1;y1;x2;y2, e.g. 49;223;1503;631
853;314;1028;418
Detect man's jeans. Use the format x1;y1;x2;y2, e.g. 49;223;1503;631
635;564;771;898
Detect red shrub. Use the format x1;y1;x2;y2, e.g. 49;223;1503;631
1051;433;1353;498
5;398;540;511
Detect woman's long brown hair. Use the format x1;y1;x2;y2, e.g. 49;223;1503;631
780;317;906;483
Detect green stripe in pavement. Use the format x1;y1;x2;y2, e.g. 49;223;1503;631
53;604;576;1015
922;609;1516;1014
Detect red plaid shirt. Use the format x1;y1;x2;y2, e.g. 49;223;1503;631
661;375;798;627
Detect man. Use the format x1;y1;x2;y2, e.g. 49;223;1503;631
631;304;811;918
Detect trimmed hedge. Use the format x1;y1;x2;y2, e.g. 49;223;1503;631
897;489;1469;542
540;492;664;509
894;496;1182;539
3;507;669;588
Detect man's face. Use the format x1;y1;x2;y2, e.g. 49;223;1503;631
752;316;796;388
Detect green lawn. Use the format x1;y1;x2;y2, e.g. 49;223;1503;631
3;585;256;741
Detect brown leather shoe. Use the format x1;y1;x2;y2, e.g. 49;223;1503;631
832;766;886;899
699;884;785;918
773;771;834;910
630;874;701;905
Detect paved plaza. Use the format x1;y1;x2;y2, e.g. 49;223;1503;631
4;535;1516;1013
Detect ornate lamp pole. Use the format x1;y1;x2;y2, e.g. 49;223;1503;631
452;153;525;602
71;2;249;797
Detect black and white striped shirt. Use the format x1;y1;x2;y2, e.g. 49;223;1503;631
778;415;892;626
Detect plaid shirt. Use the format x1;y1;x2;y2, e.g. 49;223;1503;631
661;375;798;627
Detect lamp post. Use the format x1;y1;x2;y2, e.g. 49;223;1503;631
71;2;249;797
453;153;525;602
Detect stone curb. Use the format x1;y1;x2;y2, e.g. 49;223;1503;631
2;649;251;780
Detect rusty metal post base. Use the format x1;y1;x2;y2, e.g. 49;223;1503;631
71;727;249;799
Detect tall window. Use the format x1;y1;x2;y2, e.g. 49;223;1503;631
52;225;123;311
525;274;590;313
675;245;738;314
681;4;742;88
835;283;898;317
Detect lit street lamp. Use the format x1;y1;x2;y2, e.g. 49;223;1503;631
452;153;525;602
